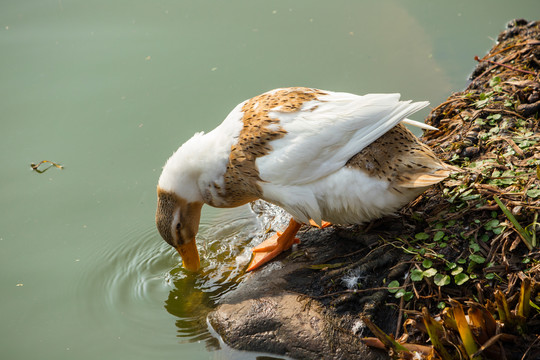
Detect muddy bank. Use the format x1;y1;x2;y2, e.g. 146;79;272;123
209;19;540;360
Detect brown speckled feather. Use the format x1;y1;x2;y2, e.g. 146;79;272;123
217;87;327;206
346;123;452;192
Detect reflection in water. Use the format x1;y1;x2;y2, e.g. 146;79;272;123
164;213;254;350
165;274;220;350
80;201;290;357
164;201;290;350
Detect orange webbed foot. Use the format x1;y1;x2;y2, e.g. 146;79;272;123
252;232;300;253
308;219;332;228
247;219;302;272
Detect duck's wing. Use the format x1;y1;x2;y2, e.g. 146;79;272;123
256;90;430;186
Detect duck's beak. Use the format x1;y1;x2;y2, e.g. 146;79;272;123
176;240;200;272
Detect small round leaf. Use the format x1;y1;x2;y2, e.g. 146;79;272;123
434;274;451;287
387;280;400;293
454;273;469;285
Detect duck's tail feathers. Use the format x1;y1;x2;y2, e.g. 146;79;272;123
401;118;438;131
397;165;461;188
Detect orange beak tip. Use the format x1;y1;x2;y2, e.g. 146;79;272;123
175;241;200;272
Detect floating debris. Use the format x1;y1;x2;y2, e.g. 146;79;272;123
30;160;64;173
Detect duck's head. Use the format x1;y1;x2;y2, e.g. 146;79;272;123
156;187;203;271
156;138;205;271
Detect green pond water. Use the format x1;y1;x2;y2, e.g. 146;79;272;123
1;1;538;359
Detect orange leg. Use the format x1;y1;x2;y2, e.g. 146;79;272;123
309;219;332;228
247;219;302;272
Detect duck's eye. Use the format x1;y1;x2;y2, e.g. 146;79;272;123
176;222;181;231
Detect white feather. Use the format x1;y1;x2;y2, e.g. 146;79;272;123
260;167;425;225
402;118;438;131
257;91;429;186
158;102;245;203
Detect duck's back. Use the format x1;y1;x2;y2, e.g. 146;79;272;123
197;87;453;224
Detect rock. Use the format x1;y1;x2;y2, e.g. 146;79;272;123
208;231;388;360
210;293;381;360
461;146;480;158
208;221;397;360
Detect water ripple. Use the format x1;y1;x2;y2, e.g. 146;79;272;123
78;201;291;356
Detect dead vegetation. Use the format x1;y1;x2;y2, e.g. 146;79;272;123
30;160;64;173
315;19;540;360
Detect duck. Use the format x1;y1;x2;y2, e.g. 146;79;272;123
156;87;454;272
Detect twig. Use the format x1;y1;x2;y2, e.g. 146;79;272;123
474;55;539;76
487;42;533;59
481;107;526;120
489;136;524;157
520;335;540;360
395;271;411;339
470;52;518;85
472;333;518;358
30;160;64;173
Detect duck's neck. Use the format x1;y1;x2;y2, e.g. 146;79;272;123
193;128;236;189
160;115;243;203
